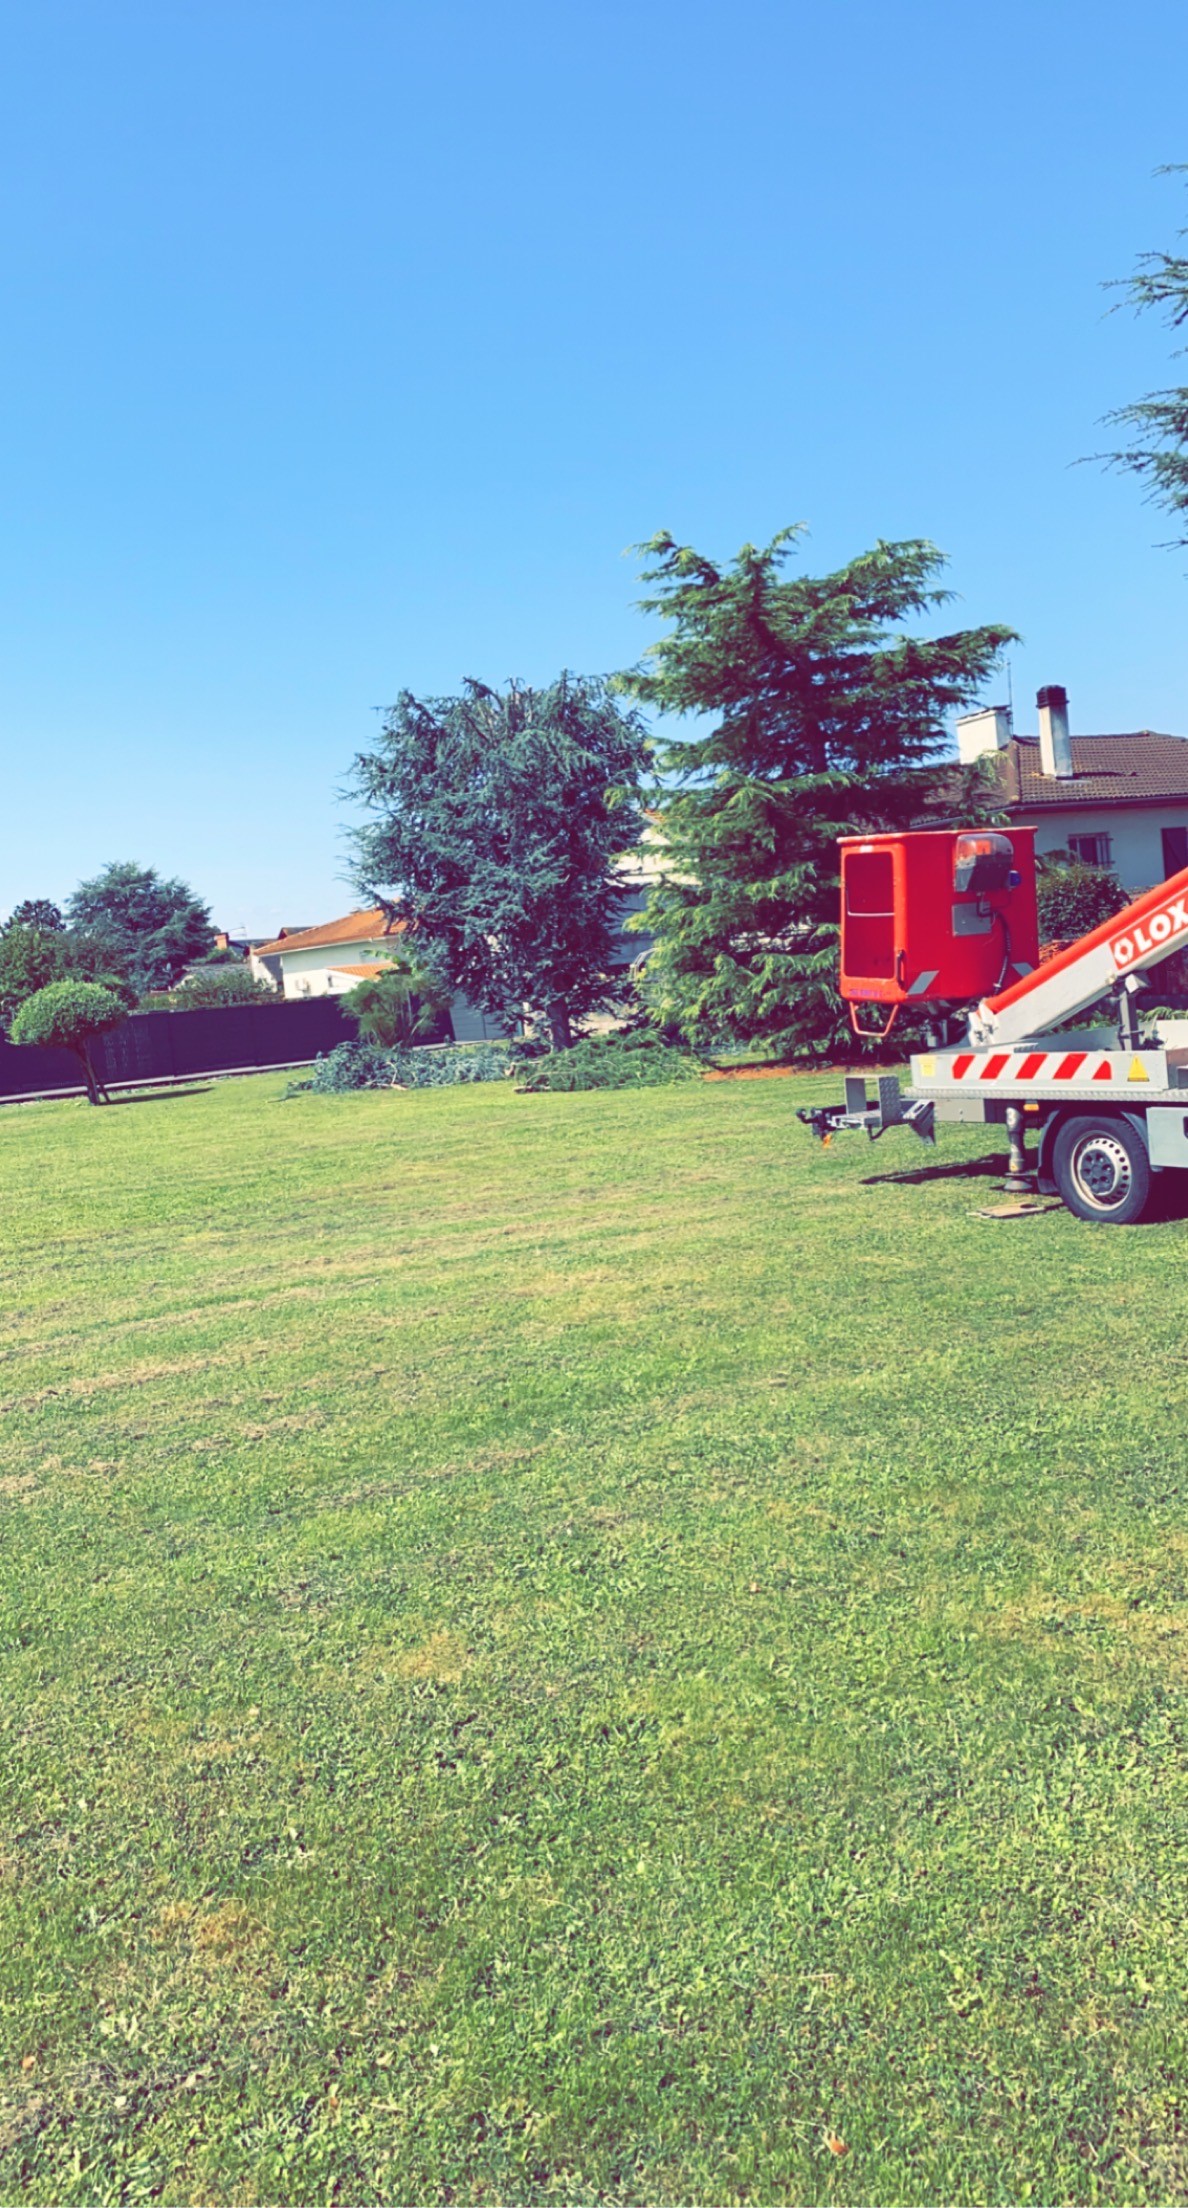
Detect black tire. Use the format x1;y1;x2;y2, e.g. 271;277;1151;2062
1051;1113;1152;1226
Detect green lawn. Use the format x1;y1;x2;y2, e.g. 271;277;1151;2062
1;1071;1186;2204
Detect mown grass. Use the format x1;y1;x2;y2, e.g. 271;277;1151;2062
1;1071;1186;2204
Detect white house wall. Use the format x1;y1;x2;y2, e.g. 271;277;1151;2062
257;934;506;1040
1015;807;1188;893
273;942;392;997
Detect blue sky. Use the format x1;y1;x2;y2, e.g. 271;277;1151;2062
2;0;1186;933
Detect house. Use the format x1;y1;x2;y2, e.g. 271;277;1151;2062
250;909;404;998
249;910;506;1040
956;686;1188;893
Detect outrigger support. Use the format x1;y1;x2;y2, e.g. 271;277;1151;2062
811;830;1188;1223
798;1073;935;1146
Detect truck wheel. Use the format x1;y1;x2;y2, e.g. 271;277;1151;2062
1052;1114;1152;1225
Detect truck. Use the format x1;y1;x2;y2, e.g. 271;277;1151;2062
800;825;1188;1224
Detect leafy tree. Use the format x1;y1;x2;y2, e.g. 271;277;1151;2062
340;950;450;1048
1035;850;1128;946
6;899;64;932
9;980;128;1103
0;921;138;1032
351;675;649;1049
617;529;1015;1056
66;862;214;994
0;925;70;1031
1102;169;1188;544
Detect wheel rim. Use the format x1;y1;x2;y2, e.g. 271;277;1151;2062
1069;1130;1134;1212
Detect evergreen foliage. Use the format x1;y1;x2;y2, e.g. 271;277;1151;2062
1103;169;1188;543
66;862;214;994
351;675;649;1049
514;1029;701;1091
10;980;128;1103
286;1039;511;1094
619;530;1015;1056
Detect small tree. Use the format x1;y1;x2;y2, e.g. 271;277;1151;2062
10;981;128;1103
351;675;649;1049
340;951;450;1048
67;862;214;994
618;529;1015;1056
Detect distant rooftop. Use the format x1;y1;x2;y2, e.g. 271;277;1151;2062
253;908;404;956
996;731;1188;811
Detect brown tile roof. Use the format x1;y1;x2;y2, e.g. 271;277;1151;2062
254;909;404;957
328;962;396;978
997;732;1188;811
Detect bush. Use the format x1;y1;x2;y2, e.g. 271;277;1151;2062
140;968;277;1010
284;1040;512;1095
1036;852;1129;948
513;1030;703;1091
9;980;128;1103
340;953;450;1047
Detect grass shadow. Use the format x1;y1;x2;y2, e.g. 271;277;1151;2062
107;1085;214;1106
862;1152;1008;1187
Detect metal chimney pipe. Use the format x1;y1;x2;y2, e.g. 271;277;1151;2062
1037;684;1073;779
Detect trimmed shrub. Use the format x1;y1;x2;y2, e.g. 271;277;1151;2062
514;1030;702;1092
10;980;128;1103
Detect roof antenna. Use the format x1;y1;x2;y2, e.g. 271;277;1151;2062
1005;657;1014;733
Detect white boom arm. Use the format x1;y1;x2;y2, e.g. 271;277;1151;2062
971;867;1188;1047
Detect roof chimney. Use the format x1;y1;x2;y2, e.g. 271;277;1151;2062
955;705;1012;763
1037;684;1073;779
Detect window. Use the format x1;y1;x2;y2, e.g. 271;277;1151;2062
842;850;895;979
844;851;894;915
1162;826;1188;879
1068;834;1112;868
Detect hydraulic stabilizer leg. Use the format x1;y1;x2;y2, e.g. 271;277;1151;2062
797;1075;935;1146
1002;1104;1036;1194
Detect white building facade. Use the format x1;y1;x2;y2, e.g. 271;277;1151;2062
249;911;507;1039
956;689;1188;895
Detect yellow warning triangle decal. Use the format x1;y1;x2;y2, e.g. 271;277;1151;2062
1128;1056;1149;1082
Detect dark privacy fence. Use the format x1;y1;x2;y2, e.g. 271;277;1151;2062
0;997;360;1101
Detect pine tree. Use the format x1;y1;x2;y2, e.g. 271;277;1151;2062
1103;167;1188;543
619;530;1015;1056
351;676;649;1048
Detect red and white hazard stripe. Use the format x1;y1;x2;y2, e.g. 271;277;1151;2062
947;1051;1116;1084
